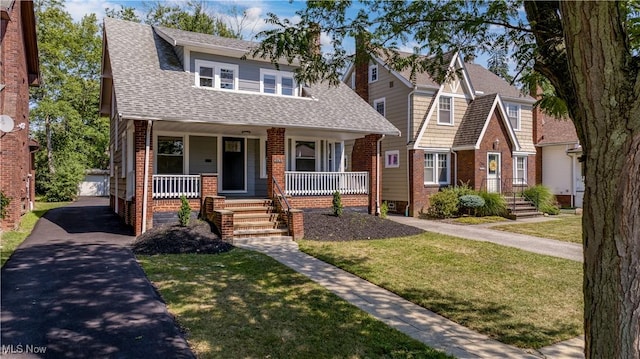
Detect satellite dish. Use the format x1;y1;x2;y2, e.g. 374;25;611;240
0;115;14;133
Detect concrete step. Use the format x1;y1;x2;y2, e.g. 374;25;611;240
233;228;289;238
224;206;277;214
233;213;282;223
224;199;273;208
234;221;286;230
232;236;294;245
512;211;542;218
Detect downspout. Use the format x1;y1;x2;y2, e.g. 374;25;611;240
405;89;415;217
376;134;385;215
115;166;118;214
141;120;153;234
566;145;575;207
452;150;458;186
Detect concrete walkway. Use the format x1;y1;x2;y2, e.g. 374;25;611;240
387;215;583;262
1;197;194;358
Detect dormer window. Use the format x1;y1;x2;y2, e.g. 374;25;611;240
505;103;520;131
195;60;238;90
260;69;297;96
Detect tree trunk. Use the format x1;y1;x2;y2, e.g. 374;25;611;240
45;114;55;174
559;3;640;358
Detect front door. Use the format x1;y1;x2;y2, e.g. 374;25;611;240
222;137;245;192
487;153;501;193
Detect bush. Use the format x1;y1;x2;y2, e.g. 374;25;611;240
0;191;11;219
450;182;476;198
477;191;508;217
427;189;459;218
332;191;343;217
42;161;84;202
178;195;191;227
380;201;389;219
459;194;485;216
523;185;560;215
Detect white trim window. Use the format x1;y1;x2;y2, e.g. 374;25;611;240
438;96;453;125
369;64;378;83
506;103;520;130
513;156;527;185
195;60;239;91
260;69;298;96
385;150;399;168
424;152;449;184
373;97;385;117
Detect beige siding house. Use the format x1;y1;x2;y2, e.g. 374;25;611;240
344;51;538;216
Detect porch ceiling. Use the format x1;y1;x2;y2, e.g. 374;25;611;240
151;120;374;141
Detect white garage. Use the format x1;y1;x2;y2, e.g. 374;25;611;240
78;169;110;196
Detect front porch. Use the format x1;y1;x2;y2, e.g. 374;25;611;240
116;120;383;237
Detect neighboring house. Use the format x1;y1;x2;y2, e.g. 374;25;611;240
100;18;400;236
536;112;583;208
78;169;110;197
343;46;538;216
0;0;40;231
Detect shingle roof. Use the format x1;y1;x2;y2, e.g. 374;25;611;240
103;18;400;137
538;113;579;145
453;94;498;147
154;25;257;51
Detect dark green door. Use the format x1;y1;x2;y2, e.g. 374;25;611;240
222;137;245;191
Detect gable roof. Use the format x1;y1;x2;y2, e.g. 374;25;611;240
537;113;579;146
452;94;521;151
101;18;400;137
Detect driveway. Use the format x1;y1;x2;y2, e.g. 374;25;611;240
1;197;194;358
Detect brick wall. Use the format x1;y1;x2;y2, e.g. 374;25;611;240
351;134;382;214
456;150;476;188
0;2;35;230
354;33;369;103
474;110;514;192
289;194;369;209
153;198;201;213
408;149;441;216
267;127;285;198
133;120;154;235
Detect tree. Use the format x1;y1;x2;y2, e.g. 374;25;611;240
31;0;107;200
249;2;640;357
143;0;237;38
105;5;140;22
487;46;512;83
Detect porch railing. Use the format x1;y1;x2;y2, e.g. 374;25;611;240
152;175;200;199
285;171;368;196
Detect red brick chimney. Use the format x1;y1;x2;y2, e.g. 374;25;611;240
354;32;370;103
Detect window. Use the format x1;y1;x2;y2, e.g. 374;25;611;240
195;60;238;90
260;138;267;179
513;156;527;185
373;98;385;117
424;153;449;184
369;64;378;83
506;103;520;130
157;136;184;174
385;150;399;168
295;140;316;171
260;69;297;96
438;96;453;125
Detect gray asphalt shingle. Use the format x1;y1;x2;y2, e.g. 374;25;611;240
104;18;400;137
453;94;498;147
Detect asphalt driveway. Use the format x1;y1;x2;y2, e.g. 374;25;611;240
1;197;194;358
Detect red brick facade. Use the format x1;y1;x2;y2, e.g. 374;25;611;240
289;194;369;209
133;120;154;235
408;149;440;216
0;1;39;231
267;127;286;197
351;134;382;214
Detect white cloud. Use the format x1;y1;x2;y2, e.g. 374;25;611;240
64;0;118;22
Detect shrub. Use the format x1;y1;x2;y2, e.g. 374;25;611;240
459;194;485;216
523;185;560;215
380;201;389;219
427;190;459;218
477;191;508;217
450;182;476;198
178;195;191;227
0;191;10;219
43;161;84;202
332;191;343;217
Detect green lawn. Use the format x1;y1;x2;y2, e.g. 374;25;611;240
299;234;583;349
138;250;451;359
1;201;70;267
452;216;508;225
492;215;583;243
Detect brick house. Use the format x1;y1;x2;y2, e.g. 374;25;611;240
343;49;538;216
99;18;400;239
0;0;40;231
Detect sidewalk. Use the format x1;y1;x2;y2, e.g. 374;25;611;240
387;215;583;262
239;241;544;359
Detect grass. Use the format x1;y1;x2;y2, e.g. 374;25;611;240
492;215;583;244
138;250;452;359
452;216;508;225
1;201;70;267
299;234;583;349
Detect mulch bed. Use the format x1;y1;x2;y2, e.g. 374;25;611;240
131;220;234;255
303;211;424;241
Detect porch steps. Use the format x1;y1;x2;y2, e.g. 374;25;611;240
224;199;293;243
504;195;542;219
